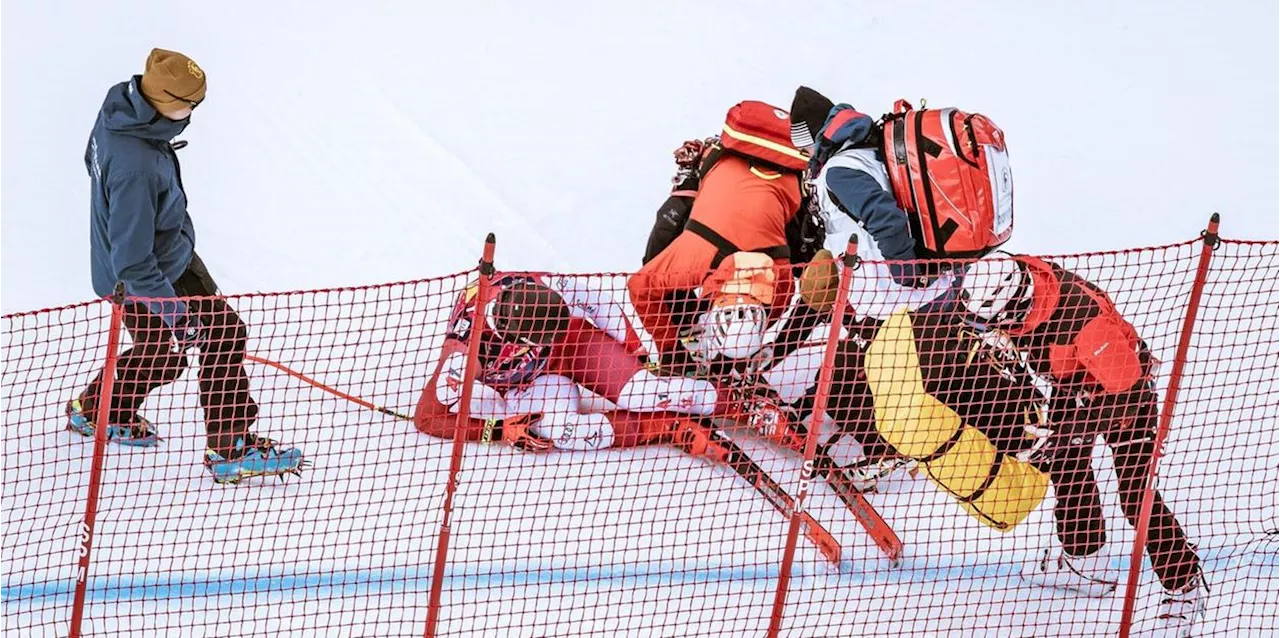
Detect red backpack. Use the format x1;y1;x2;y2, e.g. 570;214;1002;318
881;99;1014;258
719;101;810;173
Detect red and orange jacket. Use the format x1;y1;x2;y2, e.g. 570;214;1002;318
628;153;803;353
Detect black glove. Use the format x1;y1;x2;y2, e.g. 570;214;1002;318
887;260;952;289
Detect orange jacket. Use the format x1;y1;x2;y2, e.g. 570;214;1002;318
628;154;802;353
685;154;802;251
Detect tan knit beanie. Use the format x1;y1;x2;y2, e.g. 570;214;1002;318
140;48;206;115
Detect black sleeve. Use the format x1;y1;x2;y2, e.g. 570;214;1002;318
642;194;694;265
766;301;824;364
785;195;827;267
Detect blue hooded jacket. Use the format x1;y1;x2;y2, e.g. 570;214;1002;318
85;76;195;326
809;105;918;262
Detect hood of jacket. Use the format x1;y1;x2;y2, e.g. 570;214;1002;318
100;76;190;141
808;104;877;174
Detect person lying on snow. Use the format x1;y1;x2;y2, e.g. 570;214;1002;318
412;272;792;456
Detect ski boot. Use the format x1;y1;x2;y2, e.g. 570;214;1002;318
1022;548;1120;597
1156;574;1208;637
738;388;805;453
66;399;160;447
204;434;309;484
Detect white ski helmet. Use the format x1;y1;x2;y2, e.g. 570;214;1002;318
700;300;768;360
694;251;778;360
961;251;1033;323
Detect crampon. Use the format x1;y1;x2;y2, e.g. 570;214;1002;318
204;434;309;485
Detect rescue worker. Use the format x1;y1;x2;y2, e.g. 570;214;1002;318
961;251;1206;635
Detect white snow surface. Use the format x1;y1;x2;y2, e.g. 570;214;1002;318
2;1;1278;637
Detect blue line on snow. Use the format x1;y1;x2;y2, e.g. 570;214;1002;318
3;549;1274;605
3;564;778;604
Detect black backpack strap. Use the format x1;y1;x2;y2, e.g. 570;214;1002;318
686;219;790;269
756;244;793;263
685;219;741;268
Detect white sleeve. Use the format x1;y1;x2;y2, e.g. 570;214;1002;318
434;351;510;419
544;274;638;347
847;263;956;321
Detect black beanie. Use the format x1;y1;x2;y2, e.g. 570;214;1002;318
789;86;835;148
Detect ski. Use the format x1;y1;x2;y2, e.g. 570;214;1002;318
699;428;843;567
824;462;903;566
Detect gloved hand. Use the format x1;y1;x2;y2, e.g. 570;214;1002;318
171;315;204;352
1025;389;1105;464
886;260;948;289
1015;422;1057;464
495;413;553;452
670;137;717;192
673;139;705;168
799;249;840;312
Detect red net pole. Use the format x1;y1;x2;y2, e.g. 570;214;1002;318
424;233;497;638
67;283;126;638
1117;214;1221;638
767;236;859;638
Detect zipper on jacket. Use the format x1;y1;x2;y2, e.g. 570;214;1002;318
167;142;188;197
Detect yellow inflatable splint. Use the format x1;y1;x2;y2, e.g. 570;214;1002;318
863;309;1049;531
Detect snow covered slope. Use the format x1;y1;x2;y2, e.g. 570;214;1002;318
2;0;1277;313
2;2;1277;637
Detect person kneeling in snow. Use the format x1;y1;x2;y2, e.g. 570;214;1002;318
627;251;815;453
413;274;767;455
960;252;1206;635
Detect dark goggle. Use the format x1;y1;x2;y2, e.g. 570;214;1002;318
164;90;202;109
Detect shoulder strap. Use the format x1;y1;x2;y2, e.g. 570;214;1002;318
685;219;790;268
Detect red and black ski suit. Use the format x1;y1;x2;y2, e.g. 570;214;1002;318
1008;256;1201;592
413;274;719;450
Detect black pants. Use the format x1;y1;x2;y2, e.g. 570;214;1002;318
1036;388;1201;592
827;319;1202;593
78;253;258;454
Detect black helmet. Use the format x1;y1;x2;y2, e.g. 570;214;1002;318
492;280;570;346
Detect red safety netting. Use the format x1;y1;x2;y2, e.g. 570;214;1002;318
2;232;1276;637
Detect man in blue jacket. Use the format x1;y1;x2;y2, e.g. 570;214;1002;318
70;48;306;484
787;87;957;312
789;87;920;267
